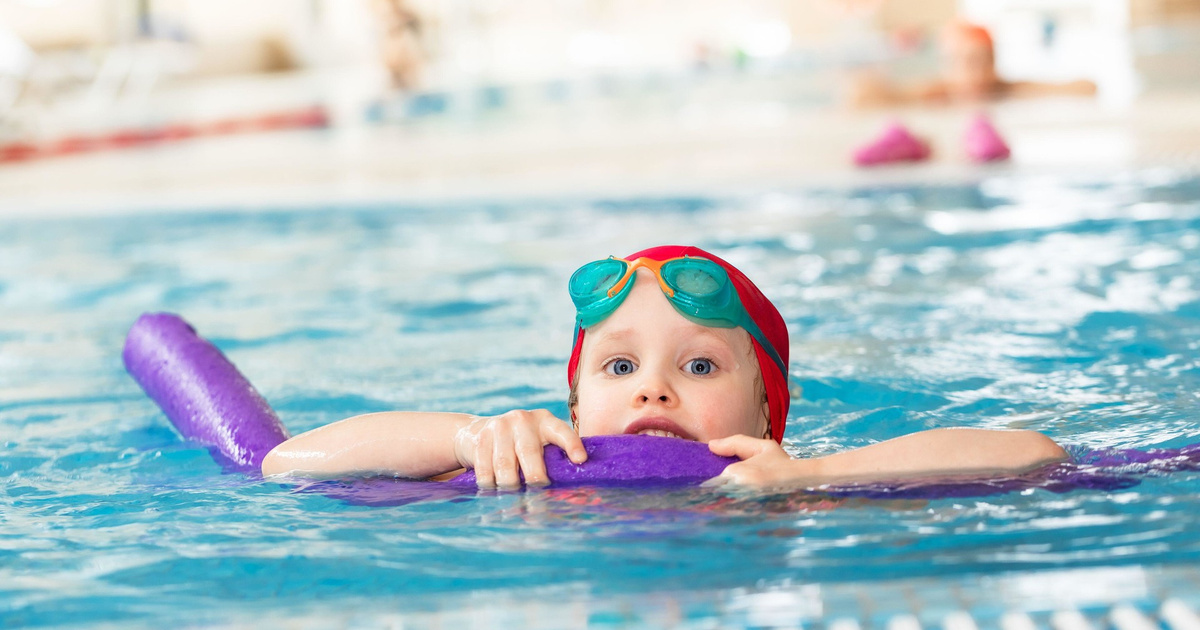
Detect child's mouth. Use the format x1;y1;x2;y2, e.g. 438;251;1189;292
625;417;696;441
636;429;686;439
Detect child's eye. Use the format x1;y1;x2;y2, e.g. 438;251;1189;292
685;359;714;375
605;359;637;376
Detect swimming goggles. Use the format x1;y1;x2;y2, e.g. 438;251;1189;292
569;256;786;376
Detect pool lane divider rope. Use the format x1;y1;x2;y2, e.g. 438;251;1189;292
0;106;328;164
123;312;1200;505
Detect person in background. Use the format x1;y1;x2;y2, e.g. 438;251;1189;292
374;0;424;90
850;21;1097;166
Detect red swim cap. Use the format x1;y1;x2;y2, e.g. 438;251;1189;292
567;245;791;442
944;20;994;55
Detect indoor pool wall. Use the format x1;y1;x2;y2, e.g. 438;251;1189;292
2;171;1200;627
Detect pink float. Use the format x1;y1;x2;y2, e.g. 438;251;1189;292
853;122;932;166
964;113;1011;162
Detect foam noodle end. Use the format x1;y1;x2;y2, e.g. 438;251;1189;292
123;313;289;472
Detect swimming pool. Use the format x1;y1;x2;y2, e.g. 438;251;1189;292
3;171;1200;627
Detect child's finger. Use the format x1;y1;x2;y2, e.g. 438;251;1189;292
514;425;550;487
544;421;587;464
492;428;521;488
473;431;496;489
699;476;734;489
714;461;764;485
708;434;771;460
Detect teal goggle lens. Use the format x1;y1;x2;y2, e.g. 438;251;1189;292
570;256;738;327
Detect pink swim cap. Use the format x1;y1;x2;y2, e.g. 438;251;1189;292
567;245;791;442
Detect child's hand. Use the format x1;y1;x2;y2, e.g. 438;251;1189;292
708;435;810;488
453;410;587;489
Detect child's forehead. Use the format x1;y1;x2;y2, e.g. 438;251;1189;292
586;299;752;353
587;320;741;347
613;269;685;319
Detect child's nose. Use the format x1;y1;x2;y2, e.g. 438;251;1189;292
632;368;676;406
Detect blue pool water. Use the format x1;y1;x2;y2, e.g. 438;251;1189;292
3;172;1200;627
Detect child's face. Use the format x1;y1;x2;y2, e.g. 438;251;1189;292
942;30;998;99
572;269;768;443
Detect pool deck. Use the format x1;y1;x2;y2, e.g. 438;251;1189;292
2;81;1200;219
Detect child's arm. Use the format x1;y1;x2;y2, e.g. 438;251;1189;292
261;409;587;487
709;428;1067;488
848;72;950;108
1004;78;1097;99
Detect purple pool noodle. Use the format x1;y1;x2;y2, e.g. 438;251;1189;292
121;313;1200;503
452;435;737;488
302;435;735;506
123;313;289;472
310;439;1154;506
121;313;733;486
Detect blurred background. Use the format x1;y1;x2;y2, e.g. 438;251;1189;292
1;0;1199;214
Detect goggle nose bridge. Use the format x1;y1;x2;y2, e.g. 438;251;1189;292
606;257;677;299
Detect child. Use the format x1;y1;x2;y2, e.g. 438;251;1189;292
262;245;1067;488
850;21;1097;165
851;21;1097;108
